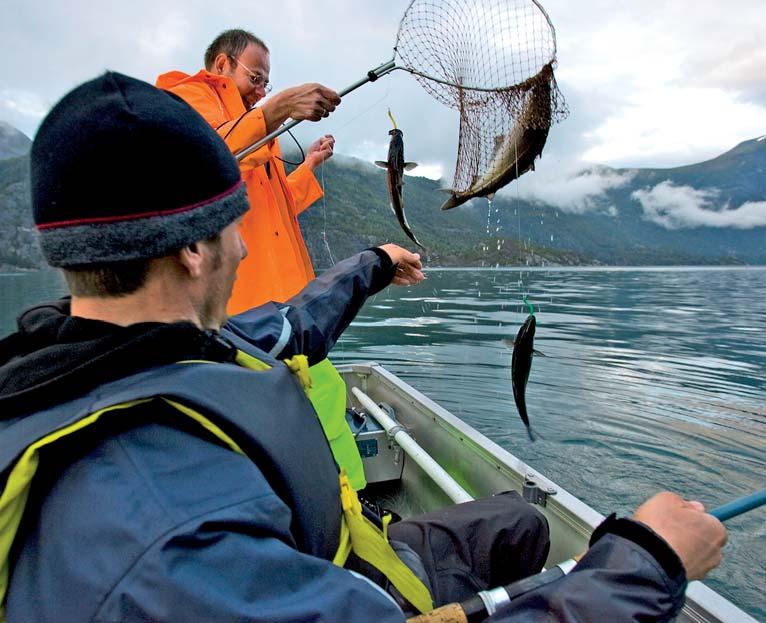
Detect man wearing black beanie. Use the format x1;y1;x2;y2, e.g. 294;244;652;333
0;72;726;623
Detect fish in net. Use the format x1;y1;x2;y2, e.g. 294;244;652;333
394;0;568;209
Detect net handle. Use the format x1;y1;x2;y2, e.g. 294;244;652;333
234;59;396;161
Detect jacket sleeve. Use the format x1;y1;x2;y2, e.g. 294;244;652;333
224;249;396;363
485;516;687;623
286;162;324;214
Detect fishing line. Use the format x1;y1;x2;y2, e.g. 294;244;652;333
522;294;534;316
273;127;306;166
328;79;392;137
513;135;530;314
319;161;336;266
220;106;257;140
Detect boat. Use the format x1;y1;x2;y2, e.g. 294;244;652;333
338;362;758;623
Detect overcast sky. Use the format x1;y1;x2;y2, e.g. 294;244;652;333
2;0;764;226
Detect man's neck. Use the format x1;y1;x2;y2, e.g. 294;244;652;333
70;278;202;329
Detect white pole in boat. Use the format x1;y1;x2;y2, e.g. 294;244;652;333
351;387;474;504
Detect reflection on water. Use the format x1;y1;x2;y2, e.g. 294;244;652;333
1;266;764;619
330;266;765;620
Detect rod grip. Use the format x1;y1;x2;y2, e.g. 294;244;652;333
406;603;468;623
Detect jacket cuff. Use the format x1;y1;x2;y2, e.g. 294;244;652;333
590;514;686;581
367;247;396;280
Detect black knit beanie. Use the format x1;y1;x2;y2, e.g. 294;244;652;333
31;71;249;267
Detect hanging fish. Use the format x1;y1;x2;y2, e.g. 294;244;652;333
440;71;552;211
375;111;425;249
503;306;544;440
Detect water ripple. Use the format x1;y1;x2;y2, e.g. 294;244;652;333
334;267;765;620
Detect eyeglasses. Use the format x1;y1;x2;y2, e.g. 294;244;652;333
231;57;272;93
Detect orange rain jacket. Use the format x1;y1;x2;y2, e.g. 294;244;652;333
156;70;323;313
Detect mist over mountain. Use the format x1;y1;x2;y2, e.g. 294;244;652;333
1;124;764;271
298;135;766;267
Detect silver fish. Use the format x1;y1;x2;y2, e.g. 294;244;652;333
375;129;424;249
441;78;551;211
503;314;545;440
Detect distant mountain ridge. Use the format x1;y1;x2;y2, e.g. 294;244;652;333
1;124;764;271
620;136;766;206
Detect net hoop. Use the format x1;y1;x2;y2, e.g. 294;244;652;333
392;0;567;195
394;0;559;94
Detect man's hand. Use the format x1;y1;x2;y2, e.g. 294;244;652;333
305;135;335;170
378;244;425;286
261;84;341;133
634;491;726;580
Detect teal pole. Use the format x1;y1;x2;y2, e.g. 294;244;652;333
709;488;766;522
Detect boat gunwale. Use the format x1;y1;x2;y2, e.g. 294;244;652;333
339;361;760;623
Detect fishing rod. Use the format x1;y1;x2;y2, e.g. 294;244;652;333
234;59;396;161
708;488;766;522
406;489;766;623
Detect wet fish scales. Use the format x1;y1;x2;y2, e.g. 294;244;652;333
511;314;537;441
375;129;424;249
441;78;551;211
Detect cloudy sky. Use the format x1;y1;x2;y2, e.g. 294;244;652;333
2;0;764;226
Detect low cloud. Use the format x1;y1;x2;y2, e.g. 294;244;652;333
0;90;48;119
632;181;766;229
580;86;766;168
136;11;191;59
512;165;635;214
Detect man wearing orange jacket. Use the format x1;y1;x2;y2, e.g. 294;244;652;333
156;28;341;312
156;30;371;489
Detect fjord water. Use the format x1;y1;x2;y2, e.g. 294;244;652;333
328;266;765;620
2;267;764;619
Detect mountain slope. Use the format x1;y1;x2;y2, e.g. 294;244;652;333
295;158;591;267
297;136;766;267
0;122;32;160
0;155;43;269
0;123;763;271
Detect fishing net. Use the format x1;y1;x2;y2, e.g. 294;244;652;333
394;0;568;194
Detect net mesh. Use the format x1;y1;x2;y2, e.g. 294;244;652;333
395;0;567;194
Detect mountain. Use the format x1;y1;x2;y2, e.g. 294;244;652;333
635;136;766;202
0;154;43;269
0;122;764;271
297;136;766;267
548;137;766;264
294;156;587;268
0;122;32;160
0;124;37;271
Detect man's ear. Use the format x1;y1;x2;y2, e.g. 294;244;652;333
212;53;230;75
177;242;205;278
